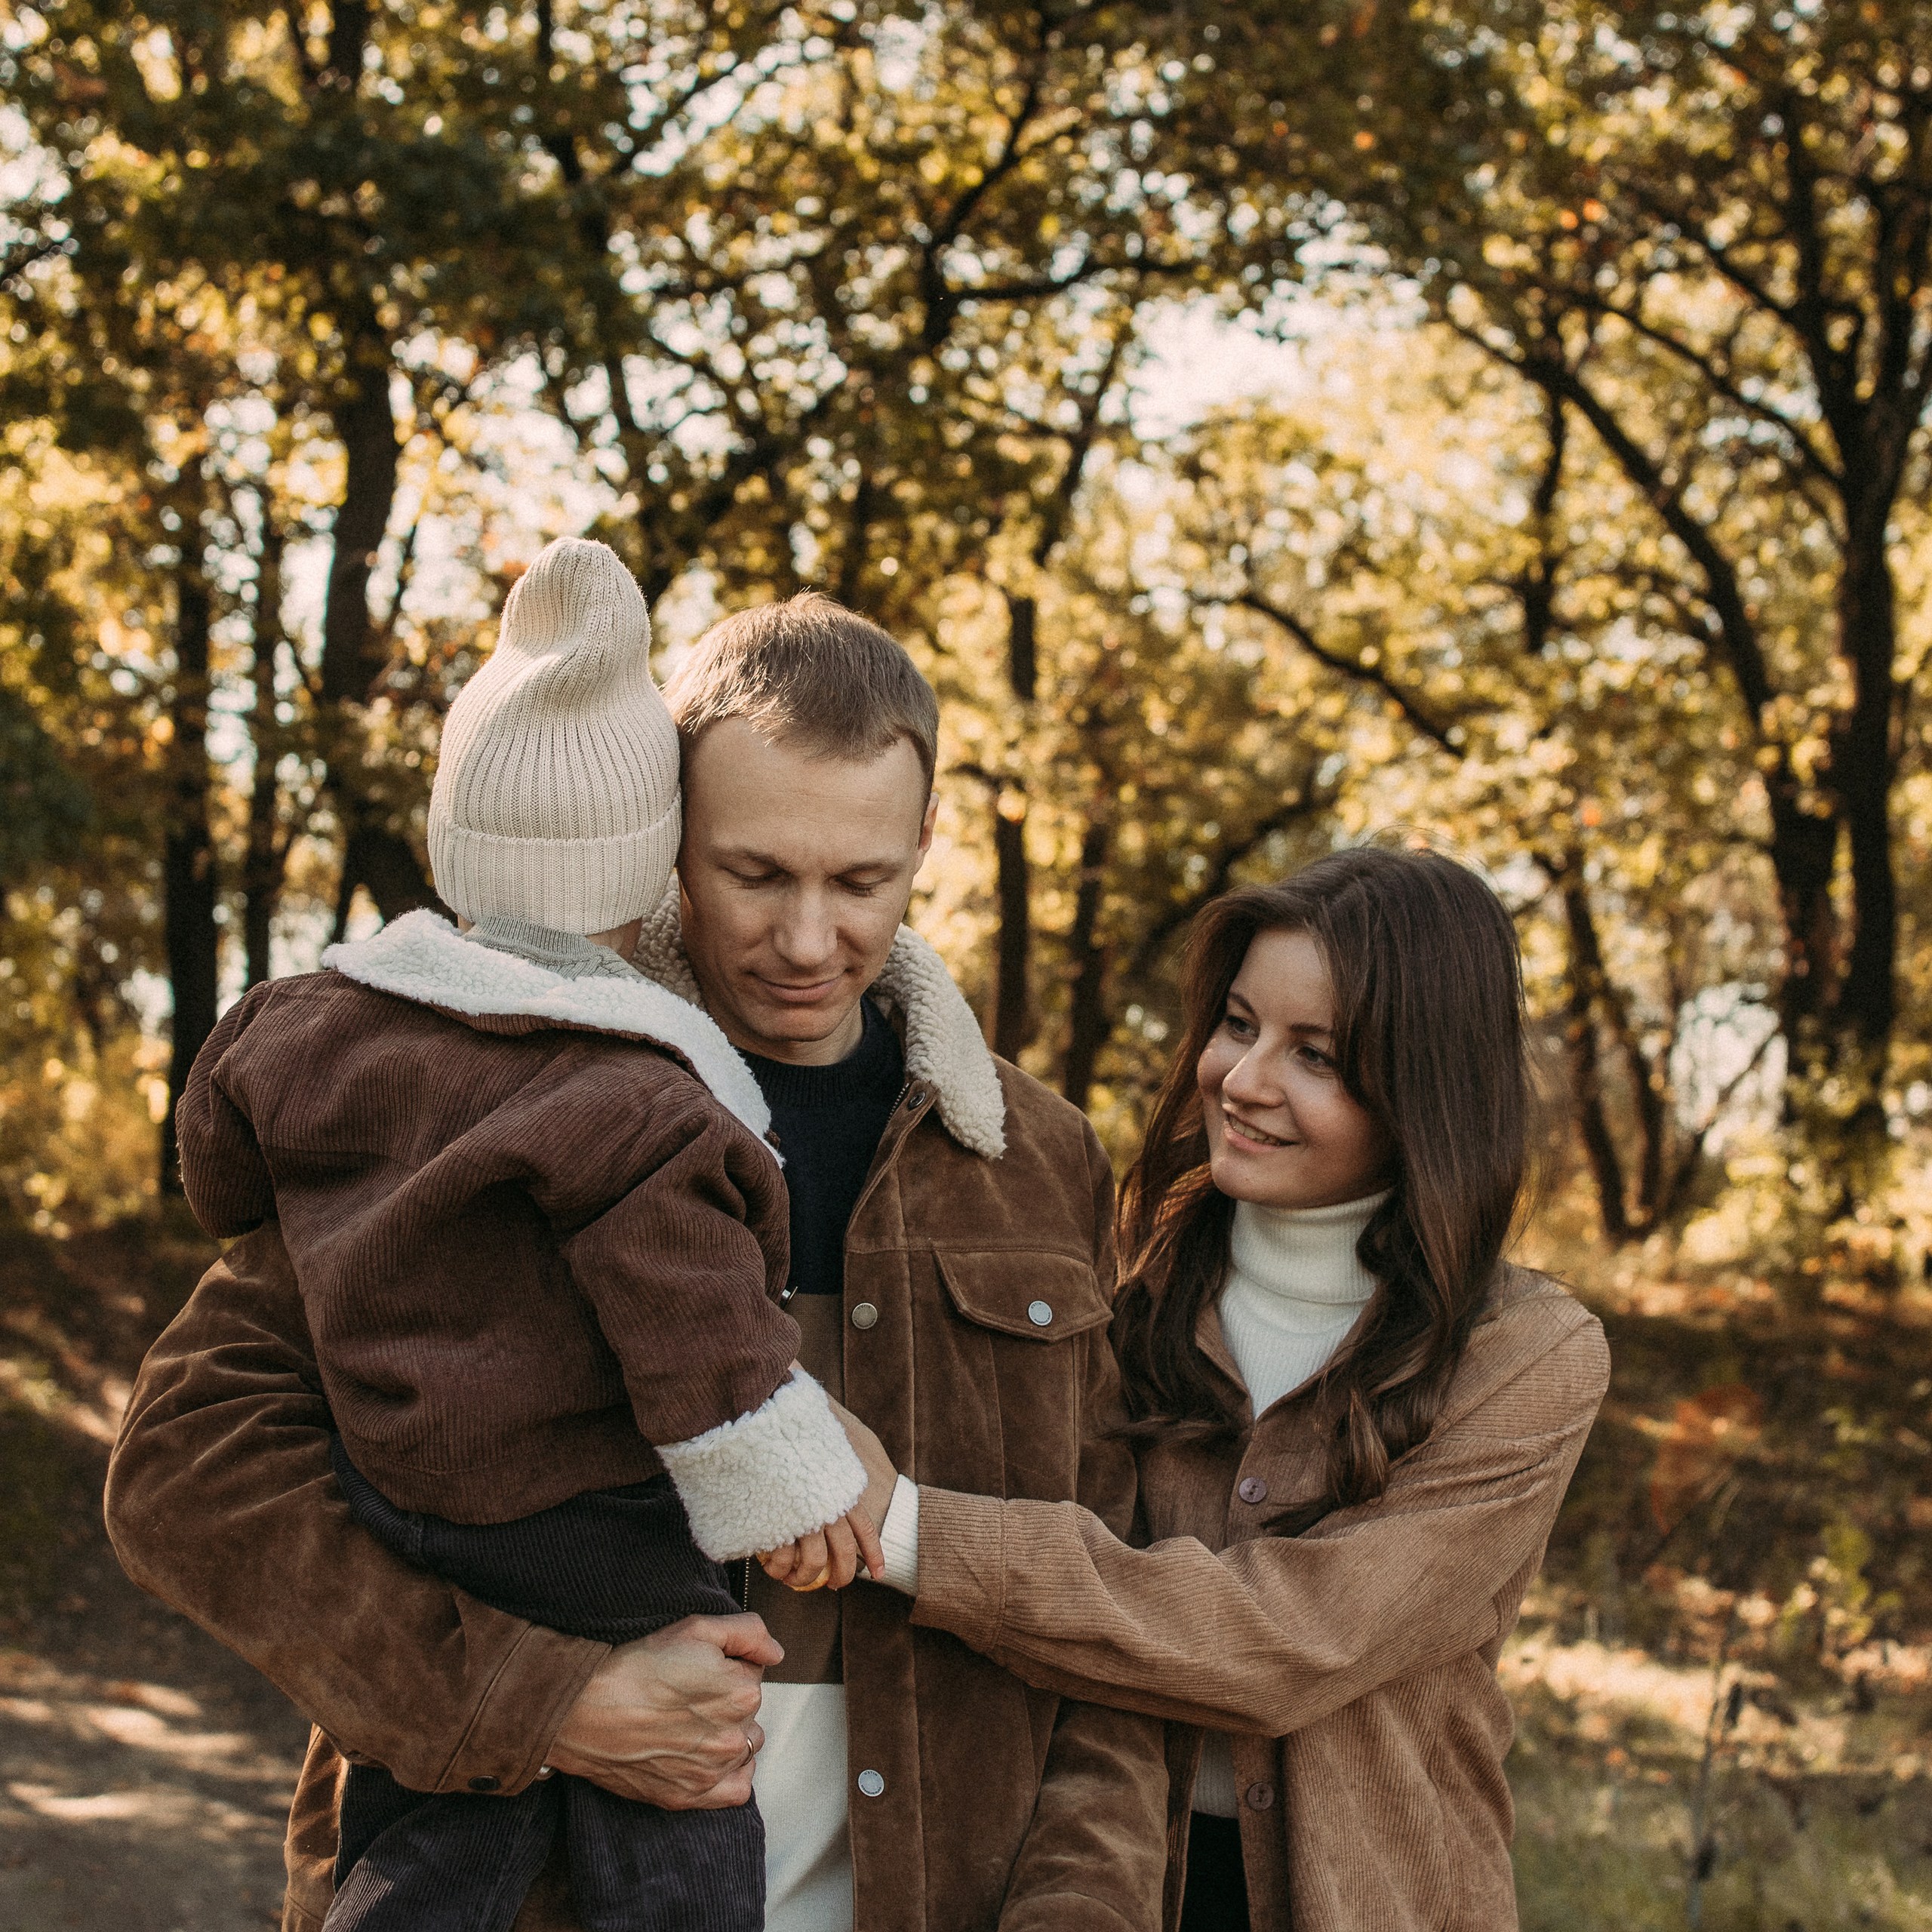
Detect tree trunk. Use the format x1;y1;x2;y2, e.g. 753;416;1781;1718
320;333;401;705
1764;783;1841;1044
326;0;370;80
160;558;220;1195
318;321;438;921
1061;816;1111;1109
834;469;877;610
971;583;1046;1063
1558;876;1630;1242
989;796;1032;1062
1589;952;1670;1226
1829;519;1899;1051
1005;594;1038;703
329;823;447;941
243;523;285;986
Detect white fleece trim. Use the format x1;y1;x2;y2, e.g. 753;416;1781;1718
322;909;774;1152
657;1369;868;1561
872;924;1007;1158
633;888;1007;1159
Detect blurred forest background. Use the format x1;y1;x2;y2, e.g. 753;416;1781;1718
2;2;1930;1927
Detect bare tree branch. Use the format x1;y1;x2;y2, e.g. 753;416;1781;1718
1229;590;1460;752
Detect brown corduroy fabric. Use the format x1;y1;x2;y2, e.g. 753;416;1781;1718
176;971;797;1524
908;1266;1610;1932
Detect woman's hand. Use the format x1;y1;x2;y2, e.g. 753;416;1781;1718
542;1612;781;1807
758;1503;884;1590
760;1397;900;1588
829;1394;898;1527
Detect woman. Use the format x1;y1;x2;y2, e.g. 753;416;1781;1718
783;844;1610;1930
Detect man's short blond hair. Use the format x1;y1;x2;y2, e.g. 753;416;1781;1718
663;592;940;790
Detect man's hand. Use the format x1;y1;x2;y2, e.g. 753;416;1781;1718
542;1613;781;1808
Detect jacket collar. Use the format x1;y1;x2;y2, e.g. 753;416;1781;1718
322;909;774;1152
632;887;1007;1159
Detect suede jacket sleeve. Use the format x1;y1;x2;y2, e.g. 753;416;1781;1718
913;1306;1609;1740
995;1125;1169;1932
103;1225;604;1797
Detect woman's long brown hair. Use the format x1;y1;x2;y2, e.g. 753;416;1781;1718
1110;844;1531;1533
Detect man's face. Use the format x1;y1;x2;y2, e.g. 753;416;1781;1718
678;718;936;1065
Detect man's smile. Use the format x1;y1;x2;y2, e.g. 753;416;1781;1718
751;971;848;1004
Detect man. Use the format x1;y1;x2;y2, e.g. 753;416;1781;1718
106;592;1167;1932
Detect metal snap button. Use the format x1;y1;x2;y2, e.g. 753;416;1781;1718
1244;1781;1275;1810
851;1302;879;1331
1238;1475;1268;1505
857;1767;886;1798
1026;1300;1053;1327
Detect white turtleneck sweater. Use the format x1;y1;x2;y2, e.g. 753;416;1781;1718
873;1189;1388;1819
1190;1189;1386;1817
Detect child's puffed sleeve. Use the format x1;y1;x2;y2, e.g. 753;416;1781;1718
176;984;279;1238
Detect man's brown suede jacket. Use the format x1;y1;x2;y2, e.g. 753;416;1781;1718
106;917;1168;1932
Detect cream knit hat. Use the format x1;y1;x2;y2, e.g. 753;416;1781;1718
428;537;680;934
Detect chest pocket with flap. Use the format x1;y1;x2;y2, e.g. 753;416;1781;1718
934;1248;1112;1342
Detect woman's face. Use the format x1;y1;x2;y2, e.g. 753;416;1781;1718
1196;927;1395;1211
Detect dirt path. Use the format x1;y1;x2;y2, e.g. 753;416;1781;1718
0;1518;309;1932
0;1208;309;1932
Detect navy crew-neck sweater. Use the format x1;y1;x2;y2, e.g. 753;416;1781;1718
742;998;905;1298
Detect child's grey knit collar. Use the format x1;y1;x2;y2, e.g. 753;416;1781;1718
465;912;643;983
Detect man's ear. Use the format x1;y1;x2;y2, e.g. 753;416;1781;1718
916;792;938;863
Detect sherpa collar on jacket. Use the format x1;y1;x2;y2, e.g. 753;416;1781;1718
322;909;774;1151
633;886;1007;1159
323;892;1011;1162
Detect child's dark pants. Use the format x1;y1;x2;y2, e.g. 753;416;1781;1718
321;1441;764;1932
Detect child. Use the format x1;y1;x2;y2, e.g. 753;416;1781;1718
176;537;877;1932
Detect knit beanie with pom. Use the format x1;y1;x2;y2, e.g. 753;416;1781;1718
427;537;681;935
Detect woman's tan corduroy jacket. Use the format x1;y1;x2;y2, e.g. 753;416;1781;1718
909;1266;1609;1932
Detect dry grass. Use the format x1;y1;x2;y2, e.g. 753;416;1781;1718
1509;1204;1932;1930
1507;1626;1932;1928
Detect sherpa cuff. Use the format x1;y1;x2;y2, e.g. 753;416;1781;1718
657;1370;867;1561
